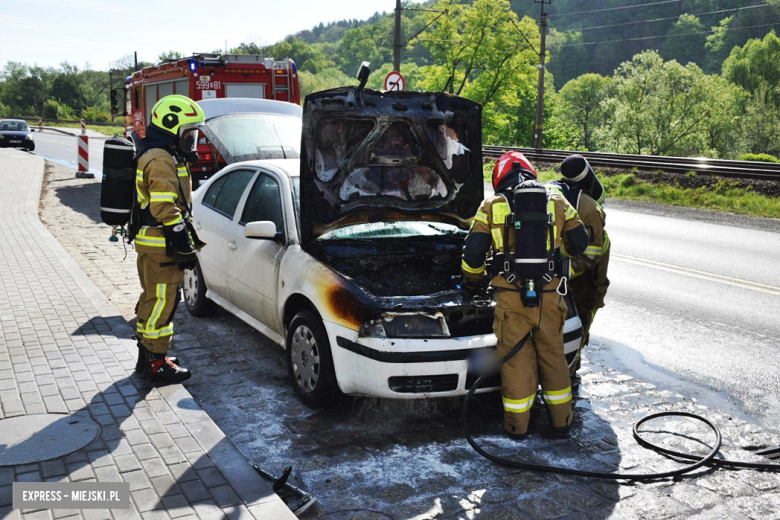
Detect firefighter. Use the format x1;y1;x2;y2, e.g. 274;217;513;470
555;154;610;376
462;152;589;438
133;94;205;384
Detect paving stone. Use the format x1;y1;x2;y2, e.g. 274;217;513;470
197;467;228;489
190;500;224;520
180;479;212;503
66;463;94;482
131;488;160;513
210;485;241;508
161;494;194;518
40;460;67;478
93;465;122;484
113;454;142;474
141;458;170;479
167;463;198;483
151;475;181;497
122;470;152;492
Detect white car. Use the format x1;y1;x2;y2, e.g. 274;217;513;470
183;88;583;406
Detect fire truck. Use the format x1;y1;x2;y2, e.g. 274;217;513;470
110;53;300;182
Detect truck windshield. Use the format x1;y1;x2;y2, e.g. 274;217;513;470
319;222;464;240
201;113;301;163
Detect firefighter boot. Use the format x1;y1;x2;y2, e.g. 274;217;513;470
141;345;191;384
134;339;177;374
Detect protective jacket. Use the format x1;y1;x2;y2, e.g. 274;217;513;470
461;189;588;290
461;187;589;435
134;149;193;254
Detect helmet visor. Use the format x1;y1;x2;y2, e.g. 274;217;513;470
178;123;201;155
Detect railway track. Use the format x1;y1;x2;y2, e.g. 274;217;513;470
482;146;780;181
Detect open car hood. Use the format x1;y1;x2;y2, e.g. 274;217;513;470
300;87;483;245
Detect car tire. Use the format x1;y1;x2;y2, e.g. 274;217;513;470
286;311;340;408
182;260;216;317
27;143;35;152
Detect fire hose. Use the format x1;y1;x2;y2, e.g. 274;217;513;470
462;333;780;480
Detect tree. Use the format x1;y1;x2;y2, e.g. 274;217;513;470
157;50;184;63
298;68;355;100
662;14;705;66
337;27;381;76
722;30;780;107
556;73;611;150
606;50;715;156
547;30;590;89
738;81;780;157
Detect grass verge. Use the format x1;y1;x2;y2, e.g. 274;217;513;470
482;163;780;219
45;121;123;136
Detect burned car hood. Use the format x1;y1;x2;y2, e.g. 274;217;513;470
300;87;483;245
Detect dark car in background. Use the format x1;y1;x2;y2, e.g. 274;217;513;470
0;119;35;151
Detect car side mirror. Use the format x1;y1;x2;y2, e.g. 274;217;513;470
245;221;277;240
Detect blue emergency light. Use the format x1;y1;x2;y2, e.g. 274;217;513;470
189;61;197;71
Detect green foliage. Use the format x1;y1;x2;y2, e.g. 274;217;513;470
43;99;74;120
555;73;611;150
298;68;355;101
739;153;779;163
662;14;705;66
81;106;111;123
722;31;780;106
157;51;184;63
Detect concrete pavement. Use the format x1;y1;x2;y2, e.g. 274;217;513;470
0;149;295;519
38;159;780;518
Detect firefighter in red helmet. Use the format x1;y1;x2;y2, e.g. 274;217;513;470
461;152;589;438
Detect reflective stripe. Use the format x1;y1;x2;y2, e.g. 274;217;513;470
164;215;183;226
135;229;166;248
584;232;611;257
142;323;174;339
136;169;144;182
146;284;167;335
492;228;503;252
542;387;572;404
564;205;577;220
461;259;486;274
474;211;488;225
493;202;511;225
177;166;189;177
546;199;558;252
150;192;177;203
503;395;535;413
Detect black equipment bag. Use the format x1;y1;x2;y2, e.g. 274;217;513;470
100;136;136;226
504;179;554;281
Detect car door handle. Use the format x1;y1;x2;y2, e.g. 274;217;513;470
229;241;238;251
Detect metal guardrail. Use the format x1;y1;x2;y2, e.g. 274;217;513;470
9;116;124;128
483;146;780;181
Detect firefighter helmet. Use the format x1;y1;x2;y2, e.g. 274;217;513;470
492;151;537;191
150;95;205;136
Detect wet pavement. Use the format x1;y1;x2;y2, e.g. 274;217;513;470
38;160;780;519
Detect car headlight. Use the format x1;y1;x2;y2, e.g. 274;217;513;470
359;312;451;338
25;134;33;140
0;135;5;140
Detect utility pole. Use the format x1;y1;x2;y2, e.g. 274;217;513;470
534;0;550;150
134;51;138;71
108;64;114;122
394;0;402;72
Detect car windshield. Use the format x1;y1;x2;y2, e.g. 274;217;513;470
201;113;301;163
319;221;465;240
0;121;28;132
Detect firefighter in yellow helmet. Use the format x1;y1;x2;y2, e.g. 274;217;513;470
461;152;589;439
550;155;610;377
132;94;206;384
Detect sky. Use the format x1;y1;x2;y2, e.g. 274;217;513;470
1;0;389;70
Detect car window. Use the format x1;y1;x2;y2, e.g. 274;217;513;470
0;121;27;131
240;174;283;231
201;113;301;162
212;169;255;218
202;169;255;218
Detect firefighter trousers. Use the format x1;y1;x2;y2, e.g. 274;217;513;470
569;249;611;376
494;288;573;435
136;253;183;354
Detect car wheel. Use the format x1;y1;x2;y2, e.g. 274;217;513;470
183;260;216;317
27;143;35;152
286;311;340;407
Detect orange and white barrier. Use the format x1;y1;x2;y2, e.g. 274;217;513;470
80;119;86;135
77;134;89;174
38;118;43;132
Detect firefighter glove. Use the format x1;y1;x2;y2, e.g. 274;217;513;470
164;223;193;254
176;250;197;272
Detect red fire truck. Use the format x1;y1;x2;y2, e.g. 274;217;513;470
110;53;300;183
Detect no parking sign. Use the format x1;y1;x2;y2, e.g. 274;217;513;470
384;71;405;92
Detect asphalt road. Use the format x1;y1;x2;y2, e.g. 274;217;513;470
32;130;104;175
596;201;780;431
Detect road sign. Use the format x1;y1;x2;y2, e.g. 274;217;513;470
384;71;405;92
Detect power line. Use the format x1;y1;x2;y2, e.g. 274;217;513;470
560;21;780;47
562;3;772;33
550;0;683;18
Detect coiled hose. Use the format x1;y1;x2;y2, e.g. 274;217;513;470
462;334;780;480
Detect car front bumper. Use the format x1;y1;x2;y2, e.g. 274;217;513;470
324;321;500;399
